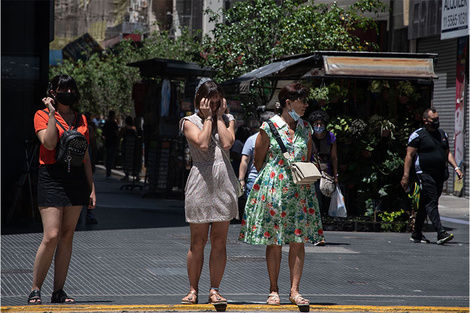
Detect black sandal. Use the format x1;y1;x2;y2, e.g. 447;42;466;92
51;289;75;304
27;289;42;305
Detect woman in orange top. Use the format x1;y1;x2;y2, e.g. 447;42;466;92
27;74;96;305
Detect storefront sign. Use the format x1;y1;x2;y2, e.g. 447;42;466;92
441;0;469;39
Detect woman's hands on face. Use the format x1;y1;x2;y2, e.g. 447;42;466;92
199;98;212;119
42;96;55;113
216;98;227;117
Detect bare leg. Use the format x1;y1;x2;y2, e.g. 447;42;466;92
208;221;230;302
31;207;62;294
289;242;309;305
183;223;209;302
53;205;82;294
266;245;282;296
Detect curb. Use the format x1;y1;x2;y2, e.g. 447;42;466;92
2;304;468;312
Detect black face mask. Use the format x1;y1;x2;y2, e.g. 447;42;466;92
430;120;440;130
55;92;77;106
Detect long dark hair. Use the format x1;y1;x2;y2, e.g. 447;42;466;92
276;83;308;114
194;80;225;111
46;74;81;107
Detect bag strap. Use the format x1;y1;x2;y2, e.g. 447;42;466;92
266;120;287;153
41;109;78;131
210;134;232;166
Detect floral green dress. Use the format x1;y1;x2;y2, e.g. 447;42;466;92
239;115;324;245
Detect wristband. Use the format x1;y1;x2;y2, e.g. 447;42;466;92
238;178;245;181
455;167;460;171
335;174;339;177
205;116;213;121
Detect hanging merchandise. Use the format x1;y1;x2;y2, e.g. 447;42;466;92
161;79;171;117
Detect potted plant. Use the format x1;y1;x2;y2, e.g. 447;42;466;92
396;81;414;104
308;85;329;106
368;115;396;139
368;80;390;97
328;83;348;103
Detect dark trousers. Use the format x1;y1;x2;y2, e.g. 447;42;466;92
105;146;118;177
414;172;444;234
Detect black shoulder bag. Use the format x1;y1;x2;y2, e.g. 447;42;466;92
43;110;88;172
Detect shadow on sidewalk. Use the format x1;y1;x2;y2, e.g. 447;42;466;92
3;166;189;235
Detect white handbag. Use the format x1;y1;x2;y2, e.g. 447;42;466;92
267;120;320;185
291;161;322;185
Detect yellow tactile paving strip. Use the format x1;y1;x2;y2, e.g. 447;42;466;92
2;304;468;312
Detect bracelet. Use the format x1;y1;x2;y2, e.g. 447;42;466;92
455;167;460;171
205;116;213;121
238;178;245;181
335;174;339;177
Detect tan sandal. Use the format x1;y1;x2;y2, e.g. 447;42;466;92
208;289;227;305
181;290;198;304
289;294;309;307
266;293;280;305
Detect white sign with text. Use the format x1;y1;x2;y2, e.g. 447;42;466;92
441;0;469;39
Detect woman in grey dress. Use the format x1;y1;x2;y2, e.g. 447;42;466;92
179;80;238;305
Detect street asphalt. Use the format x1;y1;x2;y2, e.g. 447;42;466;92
1;165;469;312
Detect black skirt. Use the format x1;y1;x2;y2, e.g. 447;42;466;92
37;163;90;207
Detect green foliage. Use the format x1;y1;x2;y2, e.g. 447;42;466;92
328;83;348;102
368;114;396;139
396;80;421;102
308;85;329;102
368;80;390;93
327;116;351;138
50;26;199;116
349;118;367;139
397;81;414;96
201;0;388;81
378;209;407;232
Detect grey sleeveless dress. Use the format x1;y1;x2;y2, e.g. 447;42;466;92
179;113;238;223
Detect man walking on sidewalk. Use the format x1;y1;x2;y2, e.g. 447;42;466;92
401;108;463;245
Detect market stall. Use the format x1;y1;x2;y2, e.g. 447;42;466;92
127;58;215;198
222;51;438;223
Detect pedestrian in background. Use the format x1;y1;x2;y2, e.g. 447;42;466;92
230;125;251;178
102;110;119;179
79;112;98;225
308;110;338;246
239;83;324;307
238;111;275;217
119;116;137;182
401;108;463;245
29;74;96;304
179;79;238;306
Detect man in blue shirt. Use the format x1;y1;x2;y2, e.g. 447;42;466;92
239;111;275;197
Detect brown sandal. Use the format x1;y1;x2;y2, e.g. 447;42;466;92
208;289;227;305
181;290;198;304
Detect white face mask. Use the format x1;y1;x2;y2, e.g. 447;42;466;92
289;109;301;121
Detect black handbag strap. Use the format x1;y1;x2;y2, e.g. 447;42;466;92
266;120;287;153
42;109;78;131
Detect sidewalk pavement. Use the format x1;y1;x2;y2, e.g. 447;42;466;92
1;166;469;312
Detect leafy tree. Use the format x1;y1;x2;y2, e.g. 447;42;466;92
201;0;388;81
50;26;200;116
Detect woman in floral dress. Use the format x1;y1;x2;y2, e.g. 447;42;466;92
239;83;324;307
